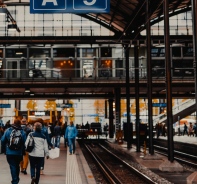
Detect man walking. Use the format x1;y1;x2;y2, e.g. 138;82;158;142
65;121;78;155
1;119;26;184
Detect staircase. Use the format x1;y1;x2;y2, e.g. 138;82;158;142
153;99;196;125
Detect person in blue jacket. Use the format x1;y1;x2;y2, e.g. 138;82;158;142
65;121;78;155
1;118;26;184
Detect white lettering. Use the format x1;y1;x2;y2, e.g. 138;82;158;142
35;112;45;116
42;0;58;6
83;0;96;6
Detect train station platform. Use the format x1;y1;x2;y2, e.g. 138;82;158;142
107;134;197;184
0;140;96;184
0;134;196;184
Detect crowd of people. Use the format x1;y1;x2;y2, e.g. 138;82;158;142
155;121;197;138
0;116;78;184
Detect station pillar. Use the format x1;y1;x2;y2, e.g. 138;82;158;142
108;98;114;138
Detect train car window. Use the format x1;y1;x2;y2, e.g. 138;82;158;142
53;48;75;57
183;47;193;57
101;47;112;57
172;47;181;57
151;47;165;57
6;49;27;58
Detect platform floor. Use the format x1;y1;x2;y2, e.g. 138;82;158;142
0;135;196;184
0;140;96;184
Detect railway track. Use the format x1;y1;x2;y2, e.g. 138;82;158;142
84;142;157;184
154;145;197;168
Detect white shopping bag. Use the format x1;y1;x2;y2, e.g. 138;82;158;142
49;147;60;159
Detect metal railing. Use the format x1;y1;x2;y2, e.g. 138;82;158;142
153;99;196;124
0;67;194;80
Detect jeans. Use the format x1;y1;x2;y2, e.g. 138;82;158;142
68;138;76;154
54;135;61;148
6;155;23;184
29;155;43;184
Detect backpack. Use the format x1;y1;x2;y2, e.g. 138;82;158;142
8;129;22;150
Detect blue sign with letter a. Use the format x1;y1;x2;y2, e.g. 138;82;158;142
32;0;66;11
30;0;110;13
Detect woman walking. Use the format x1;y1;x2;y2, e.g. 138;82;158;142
25;122;49;184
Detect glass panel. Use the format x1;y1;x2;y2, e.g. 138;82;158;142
6;49;27;58
172;59;194;77
101;48;112;57
53;48;75;57
83;60;93;78
29;59;47;78
172;47;181;57
183;47;193;57
82;48;96;57
53;59;75;78
151;60;165;77
112;48;123;58
115;59;123;77
0;6;113;37
99;60;112;77
7;61;17;78
151;47;165;57
0;49;3;58
29;48;51;58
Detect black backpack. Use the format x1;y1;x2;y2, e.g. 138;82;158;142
8;129;22;150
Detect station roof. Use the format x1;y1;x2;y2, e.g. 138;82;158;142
2;0;192;39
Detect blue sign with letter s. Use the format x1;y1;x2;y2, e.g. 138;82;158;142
30;0;110;13
73;0;108;11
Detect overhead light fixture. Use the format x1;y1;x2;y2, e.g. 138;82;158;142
7;24;17;31
30;93;34;96
0;7;7;15
16;51;23;55
25;88;30;93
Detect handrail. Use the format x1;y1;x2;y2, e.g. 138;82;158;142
0;67;194;80
153;99;196;124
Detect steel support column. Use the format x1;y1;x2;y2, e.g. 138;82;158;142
164;0;174;162
191;0;197;126
134;45;140;152
146;0;154;155
108;98;114;138
114;88;121;131
125;44;132;148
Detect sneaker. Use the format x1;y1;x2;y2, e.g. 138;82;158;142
69;152;72;155
31;177;36;184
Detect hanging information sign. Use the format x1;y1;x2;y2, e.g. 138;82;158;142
30;0;110;13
